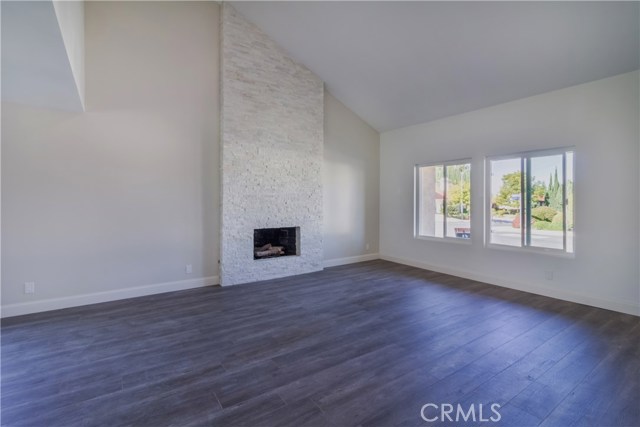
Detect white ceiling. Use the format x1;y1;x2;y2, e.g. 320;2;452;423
231;1;640;132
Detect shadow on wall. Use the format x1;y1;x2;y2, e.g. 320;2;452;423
323;160;367;256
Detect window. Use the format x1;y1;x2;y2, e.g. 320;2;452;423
487;148;574;254
415;160;471;240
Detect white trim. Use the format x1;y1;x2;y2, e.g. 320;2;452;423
486;145;575;160
415;235;472;245
379;254;639;317
485;242;575;259
414;160;472;241
323;253;379;268
484;147;576;257
1;276;219;318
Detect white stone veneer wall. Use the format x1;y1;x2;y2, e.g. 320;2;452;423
220;4;324;286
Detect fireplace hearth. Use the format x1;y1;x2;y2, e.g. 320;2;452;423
254;227;300;260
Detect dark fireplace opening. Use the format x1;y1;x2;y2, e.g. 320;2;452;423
254;227;300;260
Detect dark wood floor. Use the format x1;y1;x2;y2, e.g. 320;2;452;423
2;260;639;427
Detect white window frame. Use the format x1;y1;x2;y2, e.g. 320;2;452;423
414;158;472;243
484;147;575;257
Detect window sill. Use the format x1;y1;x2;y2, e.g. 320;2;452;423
485;242;575;259
414;235;473;245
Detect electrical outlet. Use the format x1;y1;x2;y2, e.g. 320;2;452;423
366;243;370;251
24;282;35;294
544;271;554;281
185;264;193;274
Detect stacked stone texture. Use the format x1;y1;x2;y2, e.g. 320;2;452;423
220;4;324;286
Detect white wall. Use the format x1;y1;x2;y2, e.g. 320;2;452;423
1;1;381;316
380;71;640;315
324;91;380;266
52;0;85;109
1;2;220;316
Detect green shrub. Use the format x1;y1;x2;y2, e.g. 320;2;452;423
551;212;574;230
531;206;557;222
532;220;563;231
446;204;469;220
552;213;563;224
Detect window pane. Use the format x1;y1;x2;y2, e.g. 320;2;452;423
445;163;471;239
417;165;444;238
490;158;522;247
566;151;574;253
528;154;564;250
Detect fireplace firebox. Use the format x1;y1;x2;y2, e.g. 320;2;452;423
253;227;300;260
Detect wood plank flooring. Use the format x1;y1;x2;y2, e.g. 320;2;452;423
2;260;639;426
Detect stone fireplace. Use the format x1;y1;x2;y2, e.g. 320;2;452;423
219;4;323;286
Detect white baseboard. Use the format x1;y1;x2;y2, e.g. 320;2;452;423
380;254;639;317
323;253;379;268
6;255;635;318
1;276;219;318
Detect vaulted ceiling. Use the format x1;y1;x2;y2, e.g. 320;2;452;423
2;1;84;111
232;1;640;132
